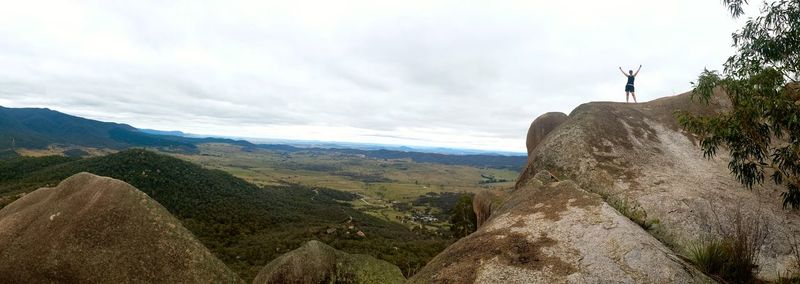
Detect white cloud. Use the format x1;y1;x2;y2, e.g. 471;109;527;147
0;0;757;152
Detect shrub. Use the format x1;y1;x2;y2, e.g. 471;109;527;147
689;239;730;277
689;205;768;283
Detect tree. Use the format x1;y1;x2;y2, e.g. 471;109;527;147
449;193;477;238
678;0;800;207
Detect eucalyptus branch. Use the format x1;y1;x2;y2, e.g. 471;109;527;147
683;0;800;207
767;162;800;191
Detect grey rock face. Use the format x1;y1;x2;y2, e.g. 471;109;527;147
409;173;710;284
523;92;800;280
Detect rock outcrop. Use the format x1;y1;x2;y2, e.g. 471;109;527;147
409;171;710;283
526;112;568;158
253;240;405;284
521;92;800;279
0;172;241;283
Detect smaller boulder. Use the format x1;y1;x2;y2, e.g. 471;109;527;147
526;112;568;158
253;240;405;284
253;240;337;284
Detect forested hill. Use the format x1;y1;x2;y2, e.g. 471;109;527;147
0;106;252;151
0;106;136;149
0;149;450;281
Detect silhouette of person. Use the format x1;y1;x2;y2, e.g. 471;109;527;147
619;65;642;103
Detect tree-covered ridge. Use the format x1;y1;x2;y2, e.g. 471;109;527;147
0;149;451;281
0;106;251;152
0;106;135;149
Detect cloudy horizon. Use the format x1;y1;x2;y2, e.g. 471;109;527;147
0;1;757;152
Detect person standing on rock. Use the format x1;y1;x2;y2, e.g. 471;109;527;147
619;65;642;103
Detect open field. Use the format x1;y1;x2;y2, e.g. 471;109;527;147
14;145;116;157
167;143;519;230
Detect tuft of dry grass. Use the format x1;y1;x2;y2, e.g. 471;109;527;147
688;205;768;283
777;233;800;283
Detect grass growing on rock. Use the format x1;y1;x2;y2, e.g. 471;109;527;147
687;206;768;283
605;196;657;230
599;192;681;251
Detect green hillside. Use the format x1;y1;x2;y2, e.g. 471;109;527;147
0;106;250;152
0;149;450;281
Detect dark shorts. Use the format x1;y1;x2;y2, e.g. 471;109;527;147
625;84;635;92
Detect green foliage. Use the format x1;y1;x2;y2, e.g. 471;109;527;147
678;0;800;207
413;192;462;216
478;174;508;184
0;150;19;160
0;150;452;281
62;149;90;158
0;155;77;184
449;193;477;238
722;0;748;18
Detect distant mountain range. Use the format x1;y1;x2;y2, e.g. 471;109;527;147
0;106;251;152
139;129;524;156
240;138;526;156
0;106;527;170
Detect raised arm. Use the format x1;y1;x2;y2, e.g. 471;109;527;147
618;67;628;76
633;65;642;76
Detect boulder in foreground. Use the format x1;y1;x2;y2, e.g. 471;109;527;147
0;172;241;283
523;92;800;279
409;171;710;283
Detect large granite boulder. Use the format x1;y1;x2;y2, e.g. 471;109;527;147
0;172;241;283
409;172;710;283
521;91;800;279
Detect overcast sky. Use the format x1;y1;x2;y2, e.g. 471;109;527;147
0;0;757;152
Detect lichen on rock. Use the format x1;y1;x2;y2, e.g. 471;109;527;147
409;172;709;283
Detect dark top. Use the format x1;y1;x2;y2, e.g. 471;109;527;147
626;75;635;85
